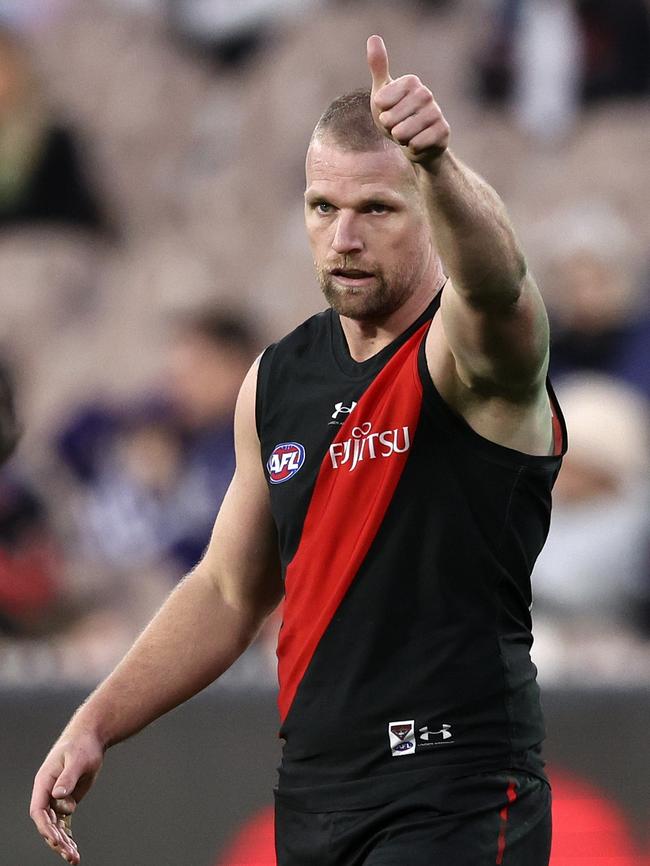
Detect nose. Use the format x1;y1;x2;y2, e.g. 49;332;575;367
332;211;363;255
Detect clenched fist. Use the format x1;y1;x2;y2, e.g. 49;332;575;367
367;35;450;166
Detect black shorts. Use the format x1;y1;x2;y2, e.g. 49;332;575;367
275;770;551;866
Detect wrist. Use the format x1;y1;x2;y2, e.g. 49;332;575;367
66;704;112;750
414;147;454;179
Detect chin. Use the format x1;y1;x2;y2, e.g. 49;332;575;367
322;284;405;321
325;292;372;319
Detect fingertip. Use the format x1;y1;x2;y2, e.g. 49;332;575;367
367;34;390;88
366;34;385;60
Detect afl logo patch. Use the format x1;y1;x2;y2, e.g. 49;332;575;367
267;442;305;484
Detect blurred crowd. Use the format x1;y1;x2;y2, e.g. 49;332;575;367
0;0;648;689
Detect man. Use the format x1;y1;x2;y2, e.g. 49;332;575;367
55;308;258;577
30;36;565;866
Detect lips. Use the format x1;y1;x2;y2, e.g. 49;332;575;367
330;268;374;279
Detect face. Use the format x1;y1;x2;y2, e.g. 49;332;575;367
550;251;630;333
305;136;434;321
167;333;249;427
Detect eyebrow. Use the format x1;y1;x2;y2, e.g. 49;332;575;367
304;188;403;207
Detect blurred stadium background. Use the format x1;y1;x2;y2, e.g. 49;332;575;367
0;0;648;864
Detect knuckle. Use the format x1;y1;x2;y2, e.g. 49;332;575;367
373;88;390;109
425;105;440;124
404;74;421;89
417;87;434;108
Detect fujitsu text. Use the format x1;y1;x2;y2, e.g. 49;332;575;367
329;422;411;472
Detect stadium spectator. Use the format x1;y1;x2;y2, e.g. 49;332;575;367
0;309;260;685
475;0;650;111
167;0;319;68
0;355;64;637
0;24;109;233
579;0;650;102
55;307;259;577
532;374;649;674
163;307;259;568
0;357;64;639
537;201;650;399
0;465;63;636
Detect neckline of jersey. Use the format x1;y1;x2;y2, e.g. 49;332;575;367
328;286;444;380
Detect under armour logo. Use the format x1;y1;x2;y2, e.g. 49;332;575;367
331;401;357;421
419;724;452;742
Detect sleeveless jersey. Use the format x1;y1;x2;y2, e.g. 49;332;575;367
256;292;567;810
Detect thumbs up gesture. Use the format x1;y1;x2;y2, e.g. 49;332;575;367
367;35;450;166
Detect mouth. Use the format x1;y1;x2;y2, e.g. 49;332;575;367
329;268;376;287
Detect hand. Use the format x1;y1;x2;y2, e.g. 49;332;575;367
367;34;450;166
30;728;105;864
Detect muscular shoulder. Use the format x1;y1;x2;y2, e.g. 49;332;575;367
425;303;554;457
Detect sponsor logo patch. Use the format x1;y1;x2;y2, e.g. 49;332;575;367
267;442;305;484
388;720;416;757
329;421;411;473
330;400;358;424
418;723;453;745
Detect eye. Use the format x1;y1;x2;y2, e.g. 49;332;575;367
364;202;390;214
314;201;334;214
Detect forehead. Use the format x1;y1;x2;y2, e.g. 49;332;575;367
305;137;417;200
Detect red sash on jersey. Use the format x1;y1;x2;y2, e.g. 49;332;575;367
277;323;428;724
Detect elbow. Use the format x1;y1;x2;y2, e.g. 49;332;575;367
463;258;528;312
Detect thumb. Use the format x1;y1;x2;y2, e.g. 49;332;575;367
52;767;81;800
367;35;391;92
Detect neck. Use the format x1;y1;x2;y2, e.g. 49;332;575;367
339;263;445;363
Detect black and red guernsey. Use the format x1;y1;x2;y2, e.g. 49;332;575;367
256;290;567;811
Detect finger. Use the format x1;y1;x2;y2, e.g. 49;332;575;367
52;765;82;800
406;122;450;158
45;805;78;863
31;767;58;816
388;113;430;147
384;103;441;145
375;85;432;129
31;806;61;848
31;773;76;856
373;74;427;112
43;816;77;864
53;815;79;864
367;35;391;92
57;811;74;836
53;806;79;846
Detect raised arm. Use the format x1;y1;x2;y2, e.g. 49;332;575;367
367;35;552;452
30;360;282;864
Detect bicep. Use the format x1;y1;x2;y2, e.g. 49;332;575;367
200;361;282;621
437;273;550;396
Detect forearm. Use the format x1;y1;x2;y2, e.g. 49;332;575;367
64;567;264;748
420;151;527;305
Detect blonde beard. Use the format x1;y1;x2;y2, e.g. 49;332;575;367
317;268;416;321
